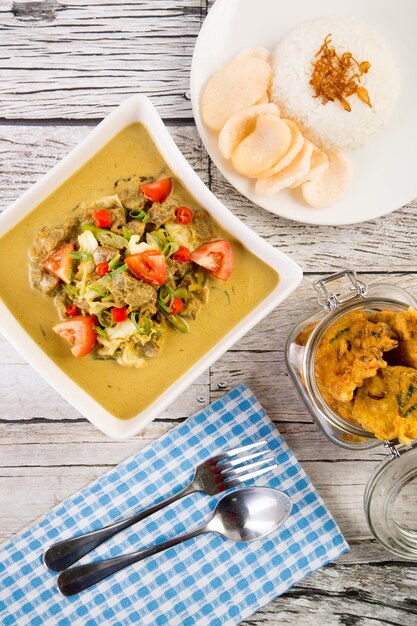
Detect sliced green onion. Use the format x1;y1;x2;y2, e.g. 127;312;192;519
89;274;112;296
64;283;78;298
211;286;231;305
174;287;188;300
97;231;129;250
129;209;149;223
94;325;107;338
162;240;179;258
68;251;93;261
108;253;121;271
97;310;115;329
82;223;100;235
130;311;151;335
162;311;189;334
70;258;78;281
194;271;208;287
82;224;128;250
122;226;132;240
110;263;128;278
157;285;174;313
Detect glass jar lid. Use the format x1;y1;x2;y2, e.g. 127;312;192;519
364;442;417;559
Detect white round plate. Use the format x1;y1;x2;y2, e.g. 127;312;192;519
191;0;417;225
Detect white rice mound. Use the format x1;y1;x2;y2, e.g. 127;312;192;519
271;19;399;151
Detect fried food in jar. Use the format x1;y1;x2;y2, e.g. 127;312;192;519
370;309;417;369
353;366;417;445
315;310;398;403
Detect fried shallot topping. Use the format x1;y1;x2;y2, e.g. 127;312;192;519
310;34;372;112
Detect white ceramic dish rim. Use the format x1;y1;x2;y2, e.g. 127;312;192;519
0;95;302;439
190;0;417;226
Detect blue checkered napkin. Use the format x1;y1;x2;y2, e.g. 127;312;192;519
0;384;348;626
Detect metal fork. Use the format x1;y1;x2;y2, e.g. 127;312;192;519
43;440;276;572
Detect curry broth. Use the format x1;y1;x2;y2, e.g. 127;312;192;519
0;123;279;419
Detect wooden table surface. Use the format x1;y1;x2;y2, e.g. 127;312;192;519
1;1;417;624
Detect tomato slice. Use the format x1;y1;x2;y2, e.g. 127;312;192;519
125;250;167;286
175;207;193;225
190;240;233;281
53;315;97;358
140;178;172;203
172;246;191;263
43;243;74;284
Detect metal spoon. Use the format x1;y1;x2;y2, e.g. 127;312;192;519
58;487;292;596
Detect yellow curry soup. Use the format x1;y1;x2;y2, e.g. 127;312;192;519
0;123;279;420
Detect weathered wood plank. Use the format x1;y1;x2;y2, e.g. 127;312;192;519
249;564;417;626
0;0;205;119
1;123;416;271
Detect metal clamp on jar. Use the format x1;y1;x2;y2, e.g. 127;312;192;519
286;269;417;559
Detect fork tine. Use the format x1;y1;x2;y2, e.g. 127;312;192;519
221;454;275;477
225;462;278;486
217;449;271;469
210;440;268;465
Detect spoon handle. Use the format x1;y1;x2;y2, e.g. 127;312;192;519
57;527;207;596
44;481;197;572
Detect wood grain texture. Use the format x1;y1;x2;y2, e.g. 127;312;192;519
1;1;417;623
0;0;204;119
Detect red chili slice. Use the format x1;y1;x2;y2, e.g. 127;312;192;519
111;307;128;323
66;304;79;317
175;207;193;225
92;209;112;229
170;297;184;315
172;246;191;263
96;262;110;276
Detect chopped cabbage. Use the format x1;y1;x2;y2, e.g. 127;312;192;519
74;259;96;296
93;194;124;209
145;231;167;251
126;237;156;257
164;221;194;250
116;342;146;368
106;320;138;341
87;300;113;315
77;230;98;254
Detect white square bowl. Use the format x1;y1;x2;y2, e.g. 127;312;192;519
0;95;302;439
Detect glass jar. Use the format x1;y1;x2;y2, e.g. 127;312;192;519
286;269;417;559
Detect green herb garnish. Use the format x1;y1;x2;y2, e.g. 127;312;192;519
329;327;350;344
402;403;417;419
162;310;189;334
129;209;149;223
130;311;151;335
122;226;132;240
82;224;128;249
94;325;107;338
97;310;115;329
68;251;93;261
108;254;121;271
110;263;128;278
